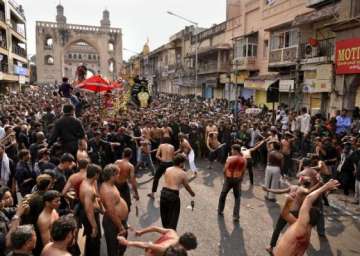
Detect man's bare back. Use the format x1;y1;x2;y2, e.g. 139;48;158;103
41;243;72;256
157;144;175;162
163;166;187;191
115;159;134;183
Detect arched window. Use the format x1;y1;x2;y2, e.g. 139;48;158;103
44;37;53;49
108;41;114;52
45;55;54;65
108;59;115;72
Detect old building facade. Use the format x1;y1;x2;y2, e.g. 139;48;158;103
0;0;28;91
128;0;359;113
36;4;122;85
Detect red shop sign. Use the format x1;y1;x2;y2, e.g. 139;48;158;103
336;38;360;74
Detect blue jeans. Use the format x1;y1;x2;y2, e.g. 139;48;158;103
139;153;156;174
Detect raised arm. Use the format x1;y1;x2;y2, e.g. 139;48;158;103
297;179;339;227
280;195;297;225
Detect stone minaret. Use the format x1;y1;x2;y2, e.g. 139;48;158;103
101;9;111;28
56;3;67;24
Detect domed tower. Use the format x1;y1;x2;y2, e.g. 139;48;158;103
101;9;111;28
56;3;67;24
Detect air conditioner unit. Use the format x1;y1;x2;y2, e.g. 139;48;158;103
304;44;319;58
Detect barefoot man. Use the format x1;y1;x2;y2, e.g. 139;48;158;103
148;137;174;199
115;148;140;211
160;154;195;230
176;133;198;176
37;190;61;248
79;164;102;256
100;164;129;256
117;227;197;256
206;132;225;169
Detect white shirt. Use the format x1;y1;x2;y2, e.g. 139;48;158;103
0;126;5;140
300;113;311;134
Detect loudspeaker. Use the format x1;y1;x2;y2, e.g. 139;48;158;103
267;79;280;103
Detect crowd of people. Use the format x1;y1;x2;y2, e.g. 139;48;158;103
0;79;359;256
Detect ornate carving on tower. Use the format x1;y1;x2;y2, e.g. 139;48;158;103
56;4;67;24
101;10;111;28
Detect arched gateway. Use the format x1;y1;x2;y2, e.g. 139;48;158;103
35;4;122;85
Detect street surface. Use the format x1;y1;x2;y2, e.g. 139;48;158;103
97;160;360;256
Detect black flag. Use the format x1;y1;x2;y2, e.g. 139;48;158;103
267;79;280;103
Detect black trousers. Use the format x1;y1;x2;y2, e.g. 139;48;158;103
270;211;299;247
117;182;132;211
78;203;101;256
247;159;254;185
218;178;242;218
160;188;180;230
152;161;173;193
103;215;127;256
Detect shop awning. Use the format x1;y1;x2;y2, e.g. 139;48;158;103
244;75;294;92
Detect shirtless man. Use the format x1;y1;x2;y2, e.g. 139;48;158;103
205;120;218;141
115;148;139;211
41;215;77;256
37;190;61;247
273;179;340;256
297;158;325;236
100;164;129;256
206;132;225;169
264;142;284;202
76;139;89;161
177;133;198;176
263;174;319;254
118;227;197;256
160;154;195;230
62;158;89;199
281;132;295;177
161;122;173;139
79;164;102;256
137;138;156;175
148;138;174;199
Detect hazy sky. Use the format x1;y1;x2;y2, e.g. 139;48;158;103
18;0;226;60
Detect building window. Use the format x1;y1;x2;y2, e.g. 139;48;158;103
88;54;92;60
44;37;53;50
108;42;114;52
270;29;298;50
234;34;258;59
68;54;72;59
45;55;54;65
78;54;82;59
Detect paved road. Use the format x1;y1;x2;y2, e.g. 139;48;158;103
96;160;360;256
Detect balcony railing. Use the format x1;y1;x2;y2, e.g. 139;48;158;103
269;46;298;65
12;44;26;58
233;56;257;71
198;62;230;74
0;63;8;73
299;38;335;60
